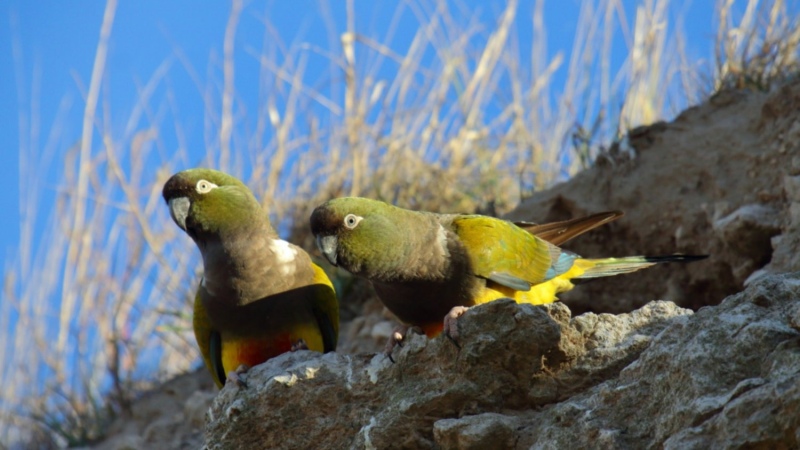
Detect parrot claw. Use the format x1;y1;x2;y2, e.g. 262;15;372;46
291;338;309;351
445;332;462;350
226;364;251;388
392;331;405;348
443;306;471;345
383;325;412;362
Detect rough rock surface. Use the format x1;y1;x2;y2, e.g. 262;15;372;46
513;273;800;449
204;274;800;449
206;298;692;449
505;82;800;314
87;369;216;450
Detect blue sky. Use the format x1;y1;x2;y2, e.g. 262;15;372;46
0;0;720;269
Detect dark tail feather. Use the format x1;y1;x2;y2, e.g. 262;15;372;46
642;254;709;263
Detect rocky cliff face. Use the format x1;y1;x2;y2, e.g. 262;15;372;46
91;81;800;449
204;274;800;449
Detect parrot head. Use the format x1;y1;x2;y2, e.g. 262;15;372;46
310;197;406;277
162;168;265;242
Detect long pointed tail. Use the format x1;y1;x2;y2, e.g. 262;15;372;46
574;254;707;279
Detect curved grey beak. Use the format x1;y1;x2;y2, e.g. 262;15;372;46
168;197;191;231
315;235;338;266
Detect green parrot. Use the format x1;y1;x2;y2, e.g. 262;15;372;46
309;197;703;347
163;168;339;388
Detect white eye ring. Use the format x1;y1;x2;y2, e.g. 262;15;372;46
196;179;218;194
343;214;362;229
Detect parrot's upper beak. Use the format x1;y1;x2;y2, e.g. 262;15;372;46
315;235;338;266
168;197;191;231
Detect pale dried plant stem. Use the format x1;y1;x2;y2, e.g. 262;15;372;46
457;0;517;169
264;57;306;204
344;0;363;197
219;0;243;171
58;0;117;376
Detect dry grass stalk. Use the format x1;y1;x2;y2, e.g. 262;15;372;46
715;0;800;91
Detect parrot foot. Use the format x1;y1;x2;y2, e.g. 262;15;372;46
384;325;410;363
443;305;471;345
226;364;251;388
291;338;309;351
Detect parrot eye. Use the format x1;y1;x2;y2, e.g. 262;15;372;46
343;214;362;229
196;179;218;194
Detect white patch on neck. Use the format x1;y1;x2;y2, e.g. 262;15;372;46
270;239;298;276
437;224;450;258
